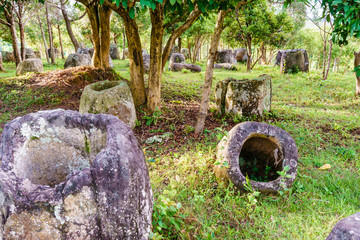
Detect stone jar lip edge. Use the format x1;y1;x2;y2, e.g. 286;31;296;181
224;121;298;192
0;109;127;192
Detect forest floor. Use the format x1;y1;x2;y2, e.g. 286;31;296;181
0;59;360;239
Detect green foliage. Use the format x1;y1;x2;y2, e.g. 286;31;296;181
322;0;360;45
142;107;162;126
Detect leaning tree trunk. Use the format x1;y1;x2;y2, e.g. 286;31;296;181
195;10;227;135
37;14;50;63
354;51;360;96
46;1;55;64
60;0;79;51
323;40;333;80
148;3;164;112
8;15;22;66
57;25;65;59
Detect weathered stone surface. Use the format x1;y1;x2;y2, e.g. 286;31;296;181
79;80;137;128
25;48;36;59
215;74;272;117
2;51;15;62
214;63;237;70
89;48;94;58
143;54;150;73
215;121;298;193
169;53;186;66
279;49;309;73
169;63;201;72
181;48;190;59
275;50;284;65
48;48;60;59
64;53;92;69
16;58;43;75
169;45;180;58
0;109;153;239
216;49;236;64
326;212;360;240
77;47;90;55
234;48;248;62
142;49;148;56
34;50;41;58
110;43;120;59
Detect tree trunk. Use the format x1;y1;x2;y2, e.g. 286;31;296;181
335;45;343;72
37;15;50;63
99;5;111;69
192;35;202;63
57;25;65;59
161;7;201;70
0;53;4;71
322;21;327;79
86;5;101;68
178;37;181;52
260;42;267;65
354;51;360;96
323;40;333;80
8;15;21;66
195;10;227;135
46;1;55;64
147;3;164;112
122;26;126;59
19;18;26;61
60;0;79;51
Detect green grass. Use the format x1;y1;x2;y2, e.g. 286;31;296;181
1;59;360;239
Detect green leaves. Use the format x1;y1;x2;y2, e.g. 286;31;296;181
354;65;360;77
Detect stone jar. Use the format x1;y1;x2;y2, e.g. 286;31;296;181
0;109;153;239
215;121;298;193
79;80;137;129
215;74;272;118
16;58;43;75
326;212;360;240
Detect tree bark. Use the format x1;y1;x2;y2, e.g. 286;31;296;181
195;10;227;135
246;36;252;72
322;21;327;79
178;37;181;52
260;42;267;65
354;51;360;96
37;14;50;63
148;3;164;112
161;6;201;69
18;15;26;61
323;40;333;80
85;5;101;67
122;26;126;60
7;14;21;66
57;25;65;59
46;1;56;64
99;5;111;69
60;0;79;51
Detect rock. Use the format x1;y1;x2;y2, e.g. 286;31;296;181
34;50;41;58
110;43;120;59
2;51;15;62
64;53;92;69
79;80;137;128
142;49;148;55
214;63;237;70
0;109;153;239
109;56;114;68
143;54;150;73
279;49;309;73
169;63;201;72
169;45;180;57
215;74;272;117
181;48;190;59
145;132;174;144
89;48;94;58
234;48;248;62
25;48;36;59
275;50;284;65
215;121;298;193
169;53;186;66
48;48;60;59
77;47;90;55
216;49;236;64
16;58;43;75
326;212;360;240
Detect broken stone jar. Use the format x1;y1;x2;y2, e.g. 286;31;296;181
0;109;153;239
214;121;298;192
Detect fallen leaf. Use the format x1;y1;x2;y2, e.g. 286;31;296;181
319;164;331;170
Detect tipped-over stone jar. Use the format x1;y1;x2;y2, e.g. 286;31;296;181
0;109;153;239
215;121;298;192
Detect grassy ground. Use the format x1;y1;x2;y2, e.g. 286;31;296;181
0;59;360;239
